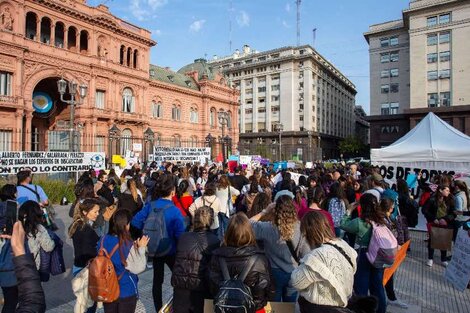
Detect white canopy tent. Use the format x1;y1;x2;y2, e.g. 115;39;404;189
371;112;470;171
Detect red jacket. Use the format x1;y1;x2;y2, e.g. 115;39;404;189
172;194;194;217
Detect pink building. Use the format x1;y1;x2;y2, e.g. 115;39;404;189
0;0;239;161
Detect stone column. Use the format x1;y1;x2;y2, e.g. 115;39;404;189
76;31;80;51
24;110;33;150
50;23;55;46
63;28;68;49
14;110;23;151
35;19;40;41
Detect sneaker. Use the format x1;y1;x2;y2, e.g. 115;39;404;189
146;262;153;269
389;299;409;309
442;261;449;267
426;259;433;267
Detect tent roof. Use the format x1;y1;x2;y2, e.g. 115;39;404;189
371;112;470;163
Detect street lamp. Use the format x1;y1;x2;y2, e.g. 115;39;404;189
218;110;229;162
144;127;154;164
205;133;214;160
108;124;120;157
57;77;88;152
274;122;284;161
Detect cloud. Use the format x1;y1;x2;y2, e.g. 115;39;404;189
189;19;206;32
236;10;250;27
130;0;167;21
285;3;291;12
282;20;290;28
152;29;162;36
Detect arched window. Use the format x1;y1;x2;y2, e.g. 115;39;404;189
155;133;162;146
209;108;216;127
190;136;198;147
54;22;65;48
67;26;77;50
120;45;125;65
227;111;232;129
79;30;88;53
152;101;163;118
122;88;134;113
173;134;181;147
40;17;51;44
190;107;198;123
133;49;138;69
127;47;132;67
172;104;181;121
25;12;37;40
120;128;132;155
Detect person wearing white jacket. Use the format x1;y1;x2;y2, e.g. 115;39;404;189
189;183;222;230
216;175;240;217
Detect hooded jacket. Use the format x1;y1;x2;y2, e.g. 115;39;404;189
209;245;273;311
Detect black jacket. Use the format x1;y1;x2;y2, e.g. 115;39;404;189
117;192;143;215
14;254;46;313
97;185;115;206
422;195;455;225
171;230;220;291
229;175;249;192
209;245;273;311
72;223;100;267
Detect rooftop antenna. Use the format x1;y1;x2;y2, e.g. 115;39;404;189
229;0;233;53
312;28;317;48
296;0;301;46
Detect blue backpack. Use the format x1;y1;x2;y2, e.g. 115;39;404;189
39;230;66;282
143;202;172;258
0;241;16;287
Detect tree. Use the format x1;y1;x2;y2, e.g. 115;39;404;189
339;136;365;158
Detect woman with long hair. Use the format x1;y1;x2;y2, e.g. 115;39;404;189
243;179;261;214
101;210;148;313
179;167;197;196
118;178;143;216
259;176;273;201
396;178;418;228
69;198;100;313
209;213;272;313
453;180;470;236
291;211;357;313
216;175;240;217
248;193;272;220
189;183;222;231
18;201;55;270
325;182;348;237
293;186;308;216
341;193;388;313
172;180;194;230
301;186;334;233
171;206;220;313
422;184;455;267
250;195;310;302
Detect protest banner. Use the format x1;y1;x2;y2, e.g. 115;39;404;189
0;151;105;174
444;228;470;291
152;146;211;163
383;240;410;286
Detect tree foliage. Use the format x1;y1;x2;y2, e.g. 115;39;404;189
339;136;366;157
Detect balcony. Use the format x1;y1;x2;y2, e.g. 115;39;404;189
0;95;18;108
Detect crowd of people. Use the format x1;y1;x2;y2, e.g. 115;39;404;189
0;161;469;313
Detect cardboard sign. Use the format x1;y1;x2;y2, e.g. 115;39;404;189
383;240;410;285
444;228;470;291
0;151;105;174
132;143;142;152
204;299;294;313
152;146;211;163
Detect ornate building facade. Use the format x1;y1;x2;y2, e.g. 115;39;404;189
0;0;239;161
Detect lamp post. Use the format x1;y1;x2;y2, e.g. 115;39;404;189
218;110;229;162
274;122;284;161
57;78;87;152
307;130;312;162
144;127;154;164
108;124;120;158
205;133;213;160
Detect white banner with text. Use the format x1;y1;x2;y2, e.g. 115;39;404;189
151;147;211;163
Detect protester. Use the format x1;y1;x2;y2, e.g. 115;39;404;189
453;180;470;238
364;173;384;202
291;211;357;313
209;213;272;312
341;193;388;313
179;167;197;196
131;174;185;312
242;179;262;214
301;186;334;233
16;170;49;207
196;169;209;191
259;176;273;201
229;166;250;192
292;186;308;216
172;180;194;230
247;193;272;220
325;182;348;237
97;178;117;207
250;195;309;302
117;179;143;216
171;206;220;313
216;175;240;217
94;171;107;195
189;183;222;231
101;210;148;313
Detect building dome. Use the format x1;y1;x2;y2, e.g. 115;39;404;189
178;58;221;81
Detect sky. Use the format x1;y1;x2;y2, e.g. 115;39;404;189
88;0;410;114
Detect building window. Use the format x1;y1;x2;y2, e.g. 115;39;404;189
172;104;181;121
427;16;438;27
390;83;399;93
271;106;280;112
227;112;232;129
152;101;162;118
381;84;390;94
271;95;279;102
439;32;450;43
96;136;105;152
440;92;451;107
120;128;132;155
0;72;12;96
172;135;181;147
390;36;398;46
245;108;253;114
380;38;389;47
390;51;399;62
190;108;199;123
258;86;266;92
390;69;399;77
271;85;280;91
428;93;438;107
380;53;390;63
427;70;438;80
439;69;450;79
258;107;266;113
380;70;389;78
122;88;134;113
440;51;451;62
390;102;399;114
427;34;438;45
439;13;451;24
427;53;438;63
381;103;390;115
0;130;12;151
95;90;105;109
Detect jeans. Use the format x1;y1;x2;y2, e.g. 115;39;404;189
152;254;176;312
354;249;386;313
72;266;97;313
271;267;297;302
103;295;137;313
1;286;18;313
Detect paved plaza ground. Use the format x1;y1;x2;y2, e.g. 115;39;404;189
2;206;468;313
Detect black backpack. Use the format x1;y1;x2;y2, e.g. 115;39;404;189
214;256;257;313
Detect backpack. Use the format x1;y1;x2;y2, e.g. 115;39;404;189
0;240;17;287
214;256;257;313
38;230;65;282
143;202;173;258
88;238;121;303
366;221;398;268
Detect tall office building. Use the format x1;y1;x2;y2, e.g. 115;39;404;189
209;45;357;161
365;0;470;148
